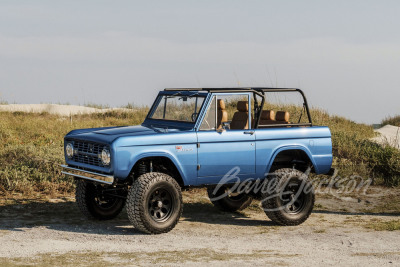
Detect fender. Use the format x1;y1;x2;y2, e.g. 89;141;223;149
264;145;319;174
121;151;188;185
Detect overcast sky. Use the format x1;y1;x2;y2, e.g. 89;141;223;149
0;0;399;124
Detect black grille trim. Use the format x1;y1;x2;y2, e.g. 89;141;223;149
68;140;109;167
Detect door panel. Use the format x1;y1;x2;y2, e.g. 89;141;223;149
197;130;256;178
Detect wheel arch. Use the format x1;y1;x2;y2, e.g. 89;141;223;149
128;153;186;187
266;146;318;174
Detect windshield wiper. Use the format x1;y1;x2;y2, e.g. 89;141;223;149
148;125;168;133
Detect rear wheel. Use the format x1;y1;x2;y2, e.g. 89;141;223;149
75;179;126;220
207;186;253;212
126;172;183;234
261;168;315;226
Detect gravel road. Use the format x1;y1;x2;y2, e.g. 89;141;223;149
1;189;400;266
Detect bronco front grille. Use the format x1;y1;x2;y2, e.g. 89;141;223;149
70;140;107;167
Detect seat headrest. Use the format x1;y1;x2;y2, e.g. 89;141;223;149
276;111;289;122
237;101;248;112
217;99;226;110
261;110;275;120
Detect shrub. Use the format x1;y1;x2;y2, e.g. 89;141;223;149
381;115;400;127
0;106;399;197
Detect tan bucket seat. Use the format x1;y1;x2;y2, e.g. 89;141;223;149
230;101;249;130
217;99;228;129
276;111;290;124
259;110;276;125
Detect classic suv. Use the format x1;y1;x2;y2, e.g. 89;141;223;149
61;88;333;234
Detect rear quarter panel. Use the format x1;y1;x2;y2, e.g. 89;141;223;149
255;126;332;176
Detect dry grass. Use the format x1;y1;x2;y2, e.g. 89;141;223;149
381;115;400;127
1;103;400;198
364;219;400;231
0;109;148;197
0;249;298;266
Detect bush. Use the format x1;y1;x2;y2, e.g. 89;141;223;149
381;115;400;127
331;132;400;185
1;106;400;197
0;109;147;197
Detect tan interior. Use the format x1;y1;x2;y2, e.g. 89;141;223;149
217;99;228;129
276;111;290;123
259;110;276;125
258;110;290;127
230;101;249;130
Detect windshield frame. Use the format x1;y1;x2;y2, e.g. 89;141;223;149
145;91;209;125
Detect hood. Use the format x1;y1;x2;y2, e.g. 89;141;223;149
65;124;192;144
93;125;156;136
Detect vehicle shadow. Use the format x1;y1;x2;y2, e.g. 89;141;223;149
3;200;396;236
0;200;275;235
0;201;138;235
313;210;400;217
182;202;274;227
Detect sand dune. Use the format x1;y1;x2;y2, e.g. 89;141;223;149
372;124;400;149
0;104;133;116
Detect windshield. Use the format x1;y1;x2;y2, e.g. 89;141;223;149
149;94;206;123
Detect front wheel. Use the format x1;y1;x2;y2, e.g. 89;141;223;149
75;179;126;220
126;172;183;234
261;168;315;226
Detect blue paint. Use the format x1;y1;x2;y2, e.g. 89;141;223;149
64;90;333;186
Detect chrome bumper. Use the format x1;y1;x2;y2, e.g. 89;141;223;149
60;165;114;185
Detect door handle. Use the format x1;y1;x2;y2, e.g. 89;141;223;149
244;131;255;135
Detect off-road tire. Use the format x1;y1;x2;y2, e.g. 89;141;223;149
126;172;183;234
261;168;315;226
75;179;126;220
207;186;253;212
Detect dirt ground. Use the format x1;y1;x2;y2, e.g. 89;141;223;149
1;187;400;267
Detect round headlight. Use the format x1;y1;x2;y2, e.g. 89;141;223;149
66;143;74;159
101;147;111;166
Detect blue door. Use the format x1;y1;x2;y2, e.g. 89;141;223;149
197;130;256;179
195;93;256;184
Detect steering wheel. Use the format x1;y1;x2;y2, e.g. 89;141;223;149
191;112;198;122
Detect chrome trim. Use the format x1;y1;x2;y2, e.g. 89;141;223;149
60;165;114;185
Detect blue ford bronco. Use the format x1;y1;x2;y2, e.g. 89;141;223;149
61;88;333;234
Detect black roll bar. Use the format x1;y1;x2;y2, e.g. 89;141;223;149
163;87;313;128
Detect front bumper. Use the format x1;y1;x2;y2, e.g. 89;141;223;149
60;165;114;185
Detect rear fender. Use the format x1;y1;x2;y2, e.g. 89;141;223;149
265;145;318;174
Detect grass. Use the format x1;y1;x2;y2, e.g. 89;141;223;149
343;215;400;231
365;219;400;231
0;102;400;197
313;110;400;185
353;251;400;258
313;203;327;210
307;108;400;185
362;192;400;214
0;109;148;197
381;115;400;127
0;249;298;266
82;102;110;109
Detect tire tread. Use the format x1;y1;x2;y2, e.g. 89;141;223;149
262;168;315;226
126;172;182;234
